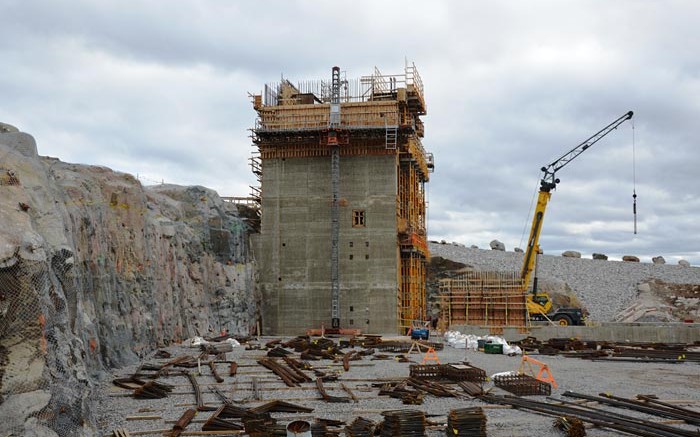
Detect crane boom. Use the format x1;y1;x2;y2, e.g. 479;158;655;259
540;111;634;192
521;111;634;294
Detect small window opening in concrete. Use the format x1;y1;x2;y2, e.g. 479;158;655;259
349;241;353;247
282;243;286;247
349;254;353;260
365;241;369;247
365;254;369;260
350;306;354;311
352;209;366;227
278;277;282;281
349;319;354;325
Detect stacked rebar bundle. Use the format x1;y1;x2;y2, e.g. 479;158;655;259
493;373;551;396
132;380;173;399
345;417;377;437
380;410;426;436
446;407;487;437
553;416;586;437
201;414;244;432
248;400;314;414
242;412;277;436
202;405;243;431
409;363;486;382
257;357;312;387
378;380;424;405
458;381;485;397
406;377;459;397
613;347;700;362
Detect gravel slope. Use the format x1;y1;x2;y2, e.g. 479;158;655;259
430;242;700;321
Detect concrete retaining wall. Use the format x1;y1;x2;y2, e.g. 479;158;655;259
451;323;700;343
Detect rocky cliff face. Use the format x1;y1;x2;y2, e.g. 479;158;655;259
0;123;256;436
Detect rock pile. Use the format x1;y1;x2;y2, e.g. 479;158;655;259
429;243;700;323
489;240;505;251
562;251;581;258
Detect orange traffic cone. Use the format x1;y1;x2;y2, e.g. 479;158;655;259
422;347;440;364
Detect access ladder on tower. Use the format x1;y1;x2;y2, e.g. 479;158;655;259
385;121;398;150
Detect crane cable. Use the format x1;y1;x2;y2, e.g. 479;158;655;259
632;117;637;234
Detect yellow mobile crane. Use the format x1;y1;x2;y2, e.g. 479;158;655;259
523;111;634;326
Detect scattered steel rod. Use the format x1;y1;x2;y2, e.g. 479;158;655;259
406;377;459;397
563;391;700;426
280;357;313;383
482;394;697;437
208;361;224;383
257;358;307;387
182;371;215;411
316;377;351;403
458;381;485;397
341;382;359;403
169;409;196;437
637;395;700;419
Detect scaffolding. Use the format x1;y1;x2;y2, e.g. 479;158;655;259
399;253;426;334
438;271;528;329
251;63;430;334
257;61;425;109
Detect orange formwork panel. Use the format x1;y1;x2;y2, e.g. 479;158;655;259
439;271;527;328
398;253;427;334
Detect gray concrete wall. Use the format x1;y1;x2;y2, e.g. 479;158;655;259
451;323;700;343
258;154;399;334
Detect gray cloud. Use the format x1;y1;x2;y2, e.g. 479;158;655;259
1;0;699;264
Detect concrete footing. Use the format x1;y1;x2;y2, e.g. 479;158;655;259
450;322;700;343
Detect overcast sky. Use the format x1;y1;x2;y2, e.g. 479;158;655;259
2;1;699;265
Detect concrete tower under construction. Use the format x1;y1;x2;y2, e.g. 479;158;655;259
250;63;433;335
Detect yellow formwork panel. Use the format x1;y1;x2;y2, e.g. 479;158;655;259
398;253;427;334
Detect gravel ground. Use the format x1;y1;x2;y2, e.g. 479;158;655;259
429;243;700;322
95;336;700;436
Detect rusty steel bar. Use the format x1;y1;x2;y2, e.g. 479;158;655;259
257;358;299;387
563;391;700;426
208;361;224;383
482;394;697;437
315;377;351;403
169;409;196;437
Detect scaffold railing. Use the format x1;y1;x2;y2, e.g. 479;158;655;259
259;63;424;108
